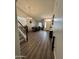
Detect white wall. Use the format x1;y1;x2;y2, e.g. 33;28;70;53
53;19;63;59
26;18;36;31
53;0;63;59
54;30;63;59
53;0;63;18
53;18;63;31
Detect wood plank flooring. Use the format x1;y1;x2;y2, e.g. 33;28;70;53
20;31;54;59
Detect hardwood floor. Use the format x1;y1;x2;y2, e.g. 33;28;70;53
20;31;54;59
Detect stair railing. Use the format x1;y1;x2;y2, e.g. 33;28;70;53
17;20;27;41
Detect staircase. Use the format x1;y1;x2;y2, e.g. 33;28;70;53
17;20;27;44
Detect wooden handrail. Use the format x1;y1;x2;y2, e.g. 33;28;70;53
17;20;25;30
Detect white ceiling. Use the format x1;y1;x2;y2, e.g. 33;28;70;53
16;0;55;21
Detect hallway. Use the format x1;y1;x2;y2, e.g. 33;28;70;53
15;0;63;59
20;31;54;59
